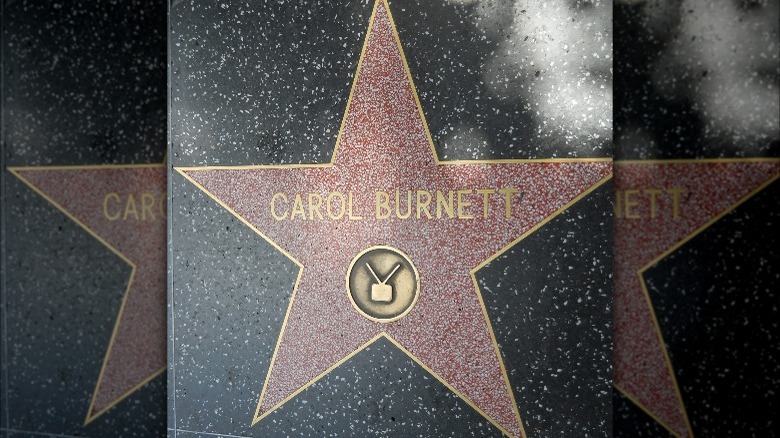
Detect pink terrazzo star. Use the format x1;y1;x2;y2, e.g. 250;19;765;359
10;164;166;424
178;1;611;436
613;160;779;438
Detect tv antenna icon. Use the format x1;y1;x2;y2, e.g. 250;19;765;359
346;245;420;323
366;262;401;302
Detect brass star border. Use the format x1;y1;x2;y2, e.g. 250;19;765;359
175;1;612;436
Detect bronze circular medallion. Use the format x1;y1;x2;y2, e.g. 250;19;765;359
346;245;420;323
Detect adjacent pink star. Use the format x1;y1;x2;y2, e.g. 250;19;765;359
9;164;167;424
613;159;779;437
178;1;611;436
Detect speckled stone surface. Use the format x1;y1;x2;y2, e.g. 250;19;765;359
477;181;613;437
642;182;778;436
615;0;779;159
613;0;779;436
170;0;613;436
1;0;167;436
613;389;674;438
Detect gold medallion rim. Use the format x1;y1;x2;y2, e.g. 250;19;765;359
345;244;421;323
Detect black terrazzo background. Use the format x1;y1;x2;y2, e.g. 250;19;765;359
169;172;300;434
1;0;167;436
170;0;613;436
3;0;166;166
612;390;674;438
643;181;778;436
169;0;373;166
615;1;779;159
479;182;613;437
389;0;612;158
